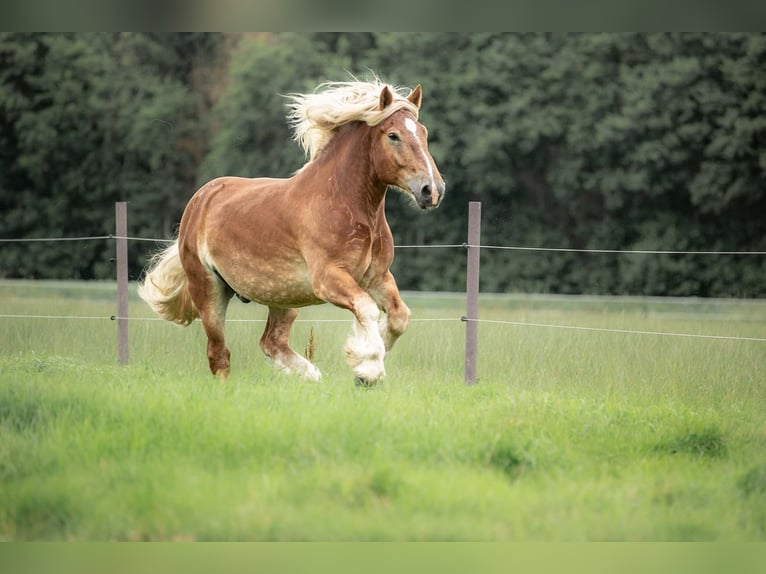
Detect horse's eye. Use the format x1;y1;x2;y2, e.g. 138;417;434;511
387;132;400;142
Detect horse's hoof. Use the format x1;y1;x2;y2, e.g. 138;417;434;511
355;376;379;388
215;368;230;382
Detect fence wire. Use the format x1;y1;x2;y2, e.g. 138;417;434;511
2;232;765;344
2;234;765;255
460;317;766;343
1;312;764;343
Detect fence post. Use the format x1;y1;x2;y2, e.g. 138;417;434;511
464;201;481;384
115;201;129;365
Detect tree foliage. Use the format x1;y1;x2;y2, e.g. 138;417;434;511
1;33;764;296
200;33;349;181
0;32;224;279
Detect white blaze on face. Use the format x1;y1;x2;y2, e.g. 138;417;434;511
404;117;438;203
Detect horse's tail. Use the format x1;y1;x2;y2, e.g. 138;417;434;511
137;242;199;326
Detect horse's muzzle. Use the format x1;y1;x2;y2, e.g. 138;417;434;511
415;180;445;210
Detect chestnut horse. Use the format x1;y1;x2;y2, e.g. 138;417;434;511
138;80;445;385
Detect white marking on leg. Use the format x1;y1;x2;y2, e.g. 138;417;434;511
272;352;321;382
345;297;386;382
378;313;392;349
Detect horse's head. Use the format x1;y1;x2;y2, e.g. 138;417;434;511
372;85;445;210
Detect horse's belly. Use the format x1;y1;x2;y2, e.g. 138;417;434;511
251;287;322;308
229;262;321;308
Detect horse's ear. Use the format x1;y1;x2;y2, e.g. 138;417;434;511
379;86;394;110
407;84;422;109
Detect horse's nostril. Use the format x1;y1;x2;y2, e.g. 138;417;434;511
421;185;431;198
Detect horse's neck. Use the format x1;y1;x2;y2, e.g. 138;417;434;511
303;122;387;216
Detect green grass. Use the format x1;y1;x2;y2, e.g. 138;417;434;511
1;280;765;540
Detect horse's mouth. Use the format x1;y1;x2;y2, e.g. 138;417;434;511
415;193;443;210
391;184;442;210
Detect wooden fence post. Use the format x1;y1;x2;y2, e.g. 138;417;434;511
464;201;481;384
115;202;129;365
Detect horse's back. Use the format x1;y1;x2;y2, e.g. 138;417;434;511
185;176;286;212
181;175;290;236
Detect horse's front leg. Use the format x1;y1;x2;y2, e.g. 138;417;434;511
369;271;411;351
311;267;387;385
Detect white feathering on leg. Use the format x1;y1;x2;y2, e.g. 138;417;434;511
345;297;386;383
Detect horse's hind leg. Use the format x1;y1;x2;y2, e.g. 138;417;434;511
186;268;232;380
260;307;321;382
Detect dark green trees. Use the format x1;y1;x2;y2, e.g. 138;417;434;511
371;33;766;296
1;33;764;296
0;33;224;279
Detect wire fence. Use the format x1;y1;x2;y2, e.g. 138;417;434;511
0;234;171;243
3;234;766;255
1;311;764;343
2;227;765;347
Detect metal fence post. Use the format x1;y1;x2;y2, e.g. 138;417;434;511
115;202;129;365
464;201;481;384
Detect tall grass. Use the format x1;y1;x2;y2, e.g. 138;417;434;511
1;281;765;540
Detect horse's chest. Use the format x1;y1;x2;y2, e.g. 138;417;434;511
351;243;394;291
344;224;391;280
349;249;374;280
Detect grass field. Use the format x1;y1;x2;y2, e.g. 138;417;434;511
1;279;765;540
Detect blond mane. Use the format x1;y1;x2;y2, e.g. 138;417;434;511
286;80;420;161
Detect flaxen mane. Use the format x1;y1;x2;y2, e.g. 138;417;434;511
286;80;420;161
